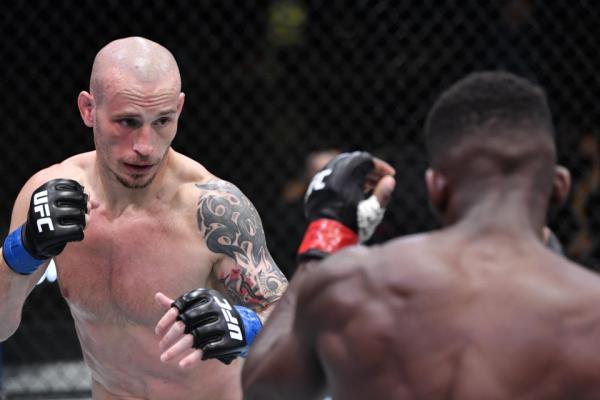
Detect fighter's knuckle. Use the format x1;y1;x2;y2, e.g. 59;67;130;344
175;320;186;333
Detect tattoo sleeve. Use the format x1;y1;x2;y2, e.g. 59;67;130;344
195;180;288;311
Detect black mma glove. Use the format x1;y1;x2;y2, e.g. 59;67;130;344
172;288;262;365
3;179;87;275
297;151;387;262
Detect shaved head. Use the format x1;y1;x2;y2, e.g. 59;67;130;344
78;37;186;190
90;37;181;104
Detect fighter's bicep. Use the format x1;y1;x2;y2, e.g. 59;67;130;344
194;180;287;310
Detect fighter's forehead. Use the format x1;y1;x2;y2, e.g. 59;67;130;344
103;90;180;117
111;88;179;109
97;69;181;108
95;59;181;89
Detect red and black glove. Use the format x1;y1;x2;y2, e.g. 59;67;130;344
298;151;385;262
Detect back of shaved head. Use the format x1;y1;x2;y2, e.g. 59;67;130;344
90;37;181;104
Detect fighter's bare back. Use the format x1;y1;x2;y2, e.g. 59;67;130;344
295;230;600;400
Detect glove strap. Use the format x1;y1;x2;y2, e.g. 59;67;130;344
2;225;46;275
234;305;263;357
298;219;359;261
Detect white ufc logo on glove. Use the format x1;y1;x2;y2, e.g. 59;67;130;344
305;168;332;200
213;296;243;341
33;190;54;233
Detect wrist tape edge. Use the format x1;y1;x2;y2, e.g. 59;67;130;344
3;225;45;275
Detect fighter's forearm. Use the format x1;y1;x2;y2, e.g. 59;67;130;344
0;268;27;341
0;251;44;341
254;274;291;326
254;298;279;326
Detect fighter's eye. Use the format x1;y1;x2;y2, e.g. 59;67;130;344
118;118;141;129
154;117;172;127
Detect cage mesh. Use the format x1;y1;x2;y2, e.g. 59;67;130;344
0;1;599;398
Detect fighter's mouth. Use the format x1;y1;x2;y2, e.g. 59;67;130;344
123;163;154;174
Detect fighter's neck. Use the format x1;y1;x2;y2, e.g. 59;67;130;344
445;189;547;240
93;151;175;214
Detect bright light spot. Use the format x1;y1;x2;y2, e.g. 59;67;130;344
37;259;57;285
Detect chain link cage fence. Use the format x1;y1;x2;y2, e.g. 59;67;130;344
0;0;598;398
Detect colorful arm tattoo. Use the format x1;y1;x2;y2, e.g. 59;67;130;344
196;180;288;310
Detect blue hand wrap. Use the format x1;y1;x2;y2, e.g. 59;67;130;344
2;225;45;275
234;305;263;357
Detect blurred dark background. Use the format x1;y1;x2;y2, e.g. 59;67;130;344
0;0;599;398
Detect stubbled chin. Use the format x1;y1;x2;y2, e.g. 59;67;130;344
116;173;156;189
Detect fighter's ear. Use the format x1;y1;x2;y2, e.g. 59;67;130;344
550;165;571;206
176;92;185;116
78;91;94;128
425;168;448;217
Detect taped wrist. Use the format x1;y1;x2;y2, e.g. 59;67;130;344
2;225;46;275
357;195;386;243
297;219;359;262
234;305;262;357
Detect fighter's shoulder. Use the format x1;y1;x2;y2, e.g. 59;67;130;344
305;232;435;277
298;233;444;296
177;177;251;207
20;152;91;193
167;150;212;181
171;152;250;208
293;245;399;328
383;231;444;259
170;152;219;200
549;255;600;302
175;179;264;241
294;245;386;304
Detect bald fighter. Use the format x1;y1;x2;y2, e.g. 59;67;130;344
242;72;600;399
0;37;287;400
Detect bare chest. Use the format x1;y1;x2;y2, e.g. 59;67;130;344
55;211;215;325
